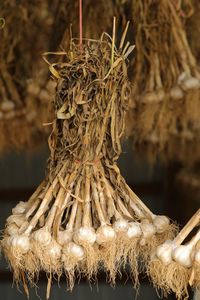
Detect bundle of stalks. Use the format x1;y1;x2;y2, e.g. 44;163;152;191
127;0;200;156
148;209;200;299
186;0;200;63
0;0;56;151
1;25;176;297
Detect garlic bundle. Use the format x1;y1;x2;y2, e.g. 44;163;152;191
148;208;200;299
2;27;175;296
127;0;200;160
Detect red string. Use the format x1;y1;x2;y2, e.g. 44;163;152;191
79;0;83;49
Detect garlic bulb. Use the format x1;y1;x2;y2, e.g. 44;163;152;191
46;240;61;259
127;222;142;239
32;227;52;246
63;242;85;261
73;227;96;245
6;214;26;227
57;229;73;246
7;235;30;253
113;219;129;233
141;220;156;239
1;100;15;112
156;240;174;265
5;223;19;236
181;77;200;91
170;86;184;100
12;201;28;215
172;244;193;268
153;215;170;233
96;225;116;244
194;249;200;263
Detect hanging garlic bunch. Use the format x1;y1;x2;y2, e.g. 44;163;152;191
148;208;200;299
1;25;175;296
127;0;200;160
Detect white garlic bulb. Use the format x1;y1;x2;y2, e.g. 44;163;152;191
127;222;142;239
156;240;174;265
170;86;184;100
12;201;28;215
141;220;156;239
73;227;96;245
6;214;26;227
63;242;85;261
57;229;73;246
1;100;15;112
7;234;30;253
46;240;61;259
5;223;19;236
113;219;129;233
194;249;200;263
32;227;52;246
153;215;170;233
172;244;193;268
96;225;116;244
181;77;200;91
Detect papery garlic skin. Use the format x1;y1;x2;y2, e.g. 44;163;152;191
172;245;193;268
96;225;116;244
181;77;200;91
156;240;174;265
32;227;52;246
63;242;85;261
6;215;26;227
153;215;170;234
46;240;61;259
170;86;184;100
113;219;129;233
141;221;156;239
73;227;96;245
12;201;28;215
5;223;19;236
127;222;142;239
7;235;30;253
57;229;73;246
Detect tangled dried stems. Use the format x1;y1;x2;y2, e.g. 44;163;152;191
148;209;200;299
186;0;200;63
2;26;175;297
127;0;200;160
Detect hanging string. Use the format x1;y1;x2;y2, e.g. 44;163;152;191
79;0;83;49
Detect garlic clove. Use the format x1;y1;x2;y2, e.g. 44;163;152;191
96;225;116;244
181;77;200;91
156;240;174;265
127;222;142;239
141;220;156;239
7;234;30;253
46;240;61;259
32;227;52;246
57;229;73;246
153;215;170;234
1;100;15;112
12;201;28;215
5;223;19;236
170;86;184;100
172;245;193;268
73;226;96;245
113;219;129;233
6;215;26;227
63;242;85;261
